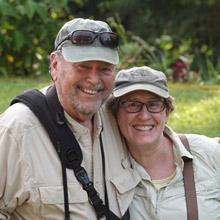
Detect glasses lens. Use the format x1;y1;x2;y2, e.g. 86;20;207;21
120;100;165;113
71;30;95;45
63;30;119;48
100;32;119;48
120;101;142;113
147;101;165;113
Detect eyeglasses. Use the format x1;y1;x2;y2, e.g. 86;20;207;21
55;30;119;50
119;100;166;113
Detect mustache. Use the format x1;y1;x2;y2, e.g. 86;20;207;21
77;82;105;92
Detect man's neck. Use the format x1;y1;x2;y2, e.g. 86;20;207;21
66;109;94;129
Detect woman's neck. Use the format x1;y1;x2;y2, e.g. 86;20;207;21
128;135;176;180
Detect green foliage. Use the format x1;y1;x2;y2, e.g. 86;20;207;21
103;0;220;83
192;46;220;84
0;0;72;76
111;22;194;81
109;15;218;83
1;0;220;83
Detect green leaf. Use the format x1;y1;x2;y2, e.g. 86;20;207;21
24;0;36;19
0;1;17;17
35;3;48;21
14;31;25;50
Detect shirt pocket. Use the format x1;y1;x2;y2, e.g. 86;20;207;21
39;184;88;219
164;177;220;199
162;177;220;219
195;178;220;219
110;171;140;215
0;212;10;220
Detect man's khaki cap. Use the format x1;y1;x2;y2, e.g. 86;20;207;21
54;18;119;65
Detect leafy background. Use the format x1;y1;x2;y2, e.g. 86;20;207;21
1;0;220;83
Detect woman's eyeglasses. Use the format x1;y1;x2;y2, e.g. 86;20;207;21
55;30;119;50
119;100;166;113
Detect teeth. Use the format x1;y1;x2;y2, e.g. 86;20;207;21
134;125;153;131
80;87;98;95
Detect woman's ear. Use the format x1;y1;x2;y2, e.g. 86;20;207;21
165;111;169;124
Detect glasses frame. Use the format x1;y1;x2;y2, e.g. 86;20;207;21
55;30;119;51
119;99;167;113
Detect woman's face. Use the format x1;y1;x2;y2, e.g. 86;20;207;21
116;90;168;149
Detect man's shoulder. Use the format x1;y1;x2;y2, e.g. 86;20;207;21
186;133;218;147
185;133;220;157
0;102;41;131
166;127;220;159
0;86;51;129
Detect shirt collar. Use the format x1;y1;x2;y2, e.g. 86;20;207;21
64;111;103;139
164;126;193;160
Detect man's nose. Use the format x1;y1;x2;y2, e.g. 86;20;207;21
87;67;101;84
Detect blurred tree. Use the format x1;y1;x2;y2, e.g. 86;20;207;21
0;0;73;76
97;0;220;51
0;0;219;82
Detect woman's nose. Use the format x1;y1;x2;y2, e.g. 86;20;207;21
137;104;151;118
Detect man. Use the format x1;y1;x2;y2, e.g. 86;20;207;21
0;18;138;220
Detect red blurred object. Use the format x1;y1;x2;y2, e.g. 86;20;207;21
171;59;188;82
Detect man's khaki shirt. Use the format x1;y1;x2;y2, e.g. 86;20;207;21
0;101;140;220
129;126;220;220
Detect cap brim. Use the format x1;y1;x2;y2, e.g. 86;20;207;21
113;84;169;98
62;46;119;65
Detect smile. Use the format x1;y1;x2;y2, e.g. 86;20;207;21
78;86;99;95
133;125;154;131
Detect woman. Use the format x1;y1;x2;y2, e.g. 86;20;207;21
108;66;220;220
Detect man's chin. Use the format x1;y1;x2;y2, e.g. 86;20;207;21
79;103;102;116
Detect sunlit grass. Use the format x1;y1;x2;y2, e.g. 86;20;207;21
0;76;51;112
0;78;220;137
168;83;220;137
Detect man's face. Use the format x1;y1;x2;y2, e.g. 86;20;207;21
50;52;116;122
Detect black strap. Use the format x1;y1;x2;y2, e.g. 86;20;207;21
61;153;70;220
11;87;129;220
179;134;198;220
45;87;106;219
11;88;74;220
74;166;106;219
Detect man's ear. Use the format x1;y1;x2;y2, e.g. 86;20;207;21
213;137;220;143
50;52;58;81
